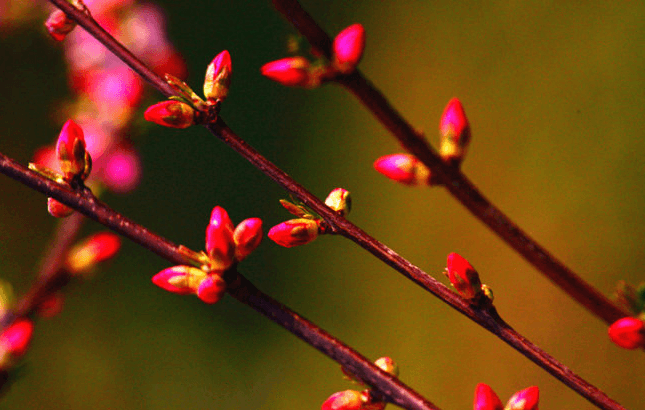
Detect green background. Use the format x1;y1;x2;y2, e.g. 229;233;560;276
1;1;644;409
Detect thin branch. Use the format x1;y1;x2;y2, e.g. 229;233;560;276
269;0;629;326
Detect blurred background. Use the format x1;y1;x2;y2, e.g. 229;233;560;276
1;0;644;409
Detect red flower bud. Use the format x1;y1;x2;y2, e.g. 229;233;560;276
205;206;235;270
260;57;311;87
474;384;503;410
233;217;263;262
47;197;74;218
66;232;121;274
0;319;34;358
332;24;366;74
196;274;227;304
505;386;539;410
608;317;645;349
439;98;471;166
203;50;232;102
321;390;364;410
373;154;430;186
144;100;195;128
56;119;89;179
268;219;319;248
152;265;205;295
45;9;76;41
446;252;482;300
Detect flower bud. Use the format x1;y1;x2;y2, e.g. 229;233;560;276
373;356;398;377
0;319;34;358
152;265;205;295
439;98;471;166
196;274;227;304
205;206;235;270
203;50;232;102
144;100;195;128
332;24;366;74
474;384;503;410
325;188;352;217
260;57;311;87
268;218;320;248
45;9;76;41
66;232;121;274
233;217;263;262
608;317;645;349
504;386;539;410
56;119;88;180
47;197;74;218
446;252;482;300
373;154;430;186
321;390;364;410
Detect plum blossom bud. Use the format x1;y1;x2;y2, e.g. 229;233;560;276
45;9;76;41
608;317;645;349
474;384;503;410
152;265;205;295
261;57;311;87
0;319;34;358
505;386;539;410
325;188;352;217
268;218;320;248
144;100;195;128
56;119;89;180
66;232;121;274
332;24;366;74
233;218;263;262
374;356;398;377
321;390;364;410
205;206;235;270
203;50;232;102
446;252;482;300
439;98;471;166
373;154;430;186
196;274;227;304
48;197;74;218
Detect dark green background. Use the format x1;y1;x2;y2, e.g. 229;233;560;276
1;1;644;409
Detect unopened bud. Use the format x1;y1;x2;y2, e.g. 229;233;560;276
203;50;232;102
205;206;236;270
474;383;503;410
439;98;471;166
268;218;320;248
373;154;430;186
321;390;364;410
45;9;76;41
260;57;311;87
196;274;227;304
445;252;482;300
152;265;205;295
0;319;34;358
144;100;195;128
325;188;352;217
374;356;398;377
505;386;539;410
56;119;89;180
48;197;74;218
233;217;263;262
332;24;366;74
66;232;121;274
608;317;645;349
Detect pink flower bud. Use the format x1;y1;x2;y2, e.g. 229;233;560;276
446;252;482;300
45;9;76;41
205;206;235;270
260;57;311;87
325;188;351;216
0;319;34;358
47;197;74;218
332;24;366;74
152;265;205;295
505;386;539;410
439;98;471;166
56;119;88;179
268;219;320;248
196;274;227;304
203;50;232;102
373;356;398;377
474;384;503;410
608;317;645;349
144;100;195;129
321;390;364;410
233;218;263;262
373;154;430;186
66;232;121;274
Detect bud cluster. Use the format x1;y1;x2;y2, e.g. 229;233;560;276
474;384;539;410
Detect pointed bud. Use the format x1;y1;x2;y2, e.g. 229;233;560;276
474;384;503;410
332;24;366;74
260;57;311;87
446;252;482;300
233;218;263;262
321;390;364;410
152;265;205;295
196;274;227;304
374;356;398;377
205;206;235;270
203;50;232;102
47;197;74;218
608;317;645;349
439;98;471;166
505;387;539;410
56;119;88;179
144;100;195;128
45;9;76;41
0;320;34;358
268;218;320;248
325;188;352;217
66;232;121;274
373;154;430;186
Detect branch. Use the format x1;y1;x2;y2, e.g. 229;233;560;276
269;0;629;326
